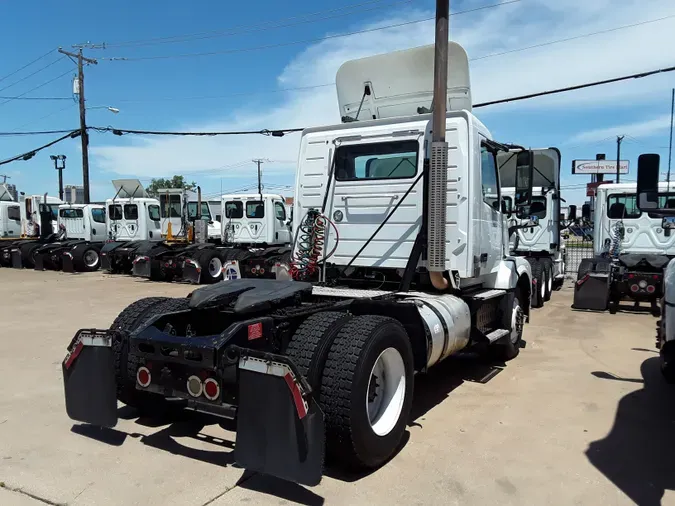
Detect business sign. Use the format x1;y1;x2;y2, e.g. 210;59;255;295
572;160;629;174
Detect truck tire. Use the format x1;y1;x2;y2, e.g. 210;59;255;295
194;248;223;284
78;246;101;272
19;243;41;268
543;261;553;302
110;297;189;408
284;311;353;396
532;260;545;309
490;288;525;361
320;315;414;470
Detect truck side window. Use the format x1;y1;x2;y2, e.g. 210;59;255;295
607;194;640;219
124;204;139;220
480;146;499;208
160;194;182;218
59;208;84;218
246;201;264;219
7;206;20;221
335;140;418;180
148;205;160;221
108;205;122;221
225;201;243;219
91;208;106;223
274;202;286;221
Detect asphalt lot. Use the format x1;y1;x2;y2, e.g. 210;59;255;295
0;269;673;505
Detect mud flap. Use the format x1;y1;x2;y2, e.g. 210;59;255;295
572;272;610;311
235;352;324;487
181;258;202;284
62;330;118;428
62;252;75;273
11;249;22;268
132;256;152;278
33;252;45;271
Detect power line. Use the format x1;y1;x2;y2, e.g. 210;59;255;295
0;128;78;136
0;48;56;84
0;130;80;167
90;126;305;137
103;1;519;61
0;95;72;101
105;0;417;48
473;64;675;108
0;68;73;107
0;56;67;93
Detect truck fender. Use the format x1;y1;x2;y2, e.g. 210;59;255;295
663;258;675;346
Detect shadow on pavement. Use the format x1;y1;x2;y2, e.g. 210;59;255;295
236;471;324;506
586;357;675;506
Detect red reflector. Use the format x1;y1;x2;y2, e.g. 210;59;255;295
577;274;589;286
203;378;220;400
137;367;151;387
628;273;634;279
647;285;656;293
64;341;84;370
248;322;263;340
284;372;308;419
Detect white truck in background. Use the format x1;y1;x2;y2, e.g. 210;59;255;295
497;148;566;308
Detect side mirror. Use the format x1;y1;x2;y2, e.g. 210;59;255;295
581;203;591;221
636;153;660;211
501;200;509;215
568;205;577;221
514;150;534;207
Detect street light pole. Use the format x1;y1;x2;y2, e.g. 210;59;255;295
616;135;625;184
50;155;67;201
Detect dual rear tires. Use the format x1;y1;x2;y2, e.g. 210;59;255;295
531;258;553;308
286;313;414;470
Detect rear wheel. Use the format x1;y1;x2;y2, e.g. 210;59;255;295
531;260;545;308
320;315;414;470
490;289;524;361
80;247;100;271
544;262;553;302
284;311;353;396
110;297;190;408
194;249;223;284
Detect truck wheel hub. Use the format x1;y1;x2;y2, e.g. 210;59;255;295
366;347;406;437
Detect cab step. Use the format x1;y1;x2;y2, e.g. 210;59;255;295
485;328;509;343
472;289;506;301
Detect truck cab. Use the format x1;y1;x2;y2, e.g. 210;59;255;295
20;194;63;237
221;193;291;246
58;204;106;242
0;184;20;238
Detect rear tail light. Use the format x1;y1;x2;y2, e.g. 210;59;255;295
628;273;635;279
186;375;203;397
203;378;220;400
630;284;639;293
137;366;151;387
259;267;265;275
654;274;660;280
251;267;258;274
647;285;656;294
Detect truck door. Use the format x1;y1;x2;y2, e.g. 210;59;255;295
273;200;291;244
90;207;107;241
326;136;423;269
241;199;266;243
4;205;20;237
478;143;503;276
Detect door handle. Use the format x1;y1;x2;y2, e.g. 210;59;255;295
341;194;399;201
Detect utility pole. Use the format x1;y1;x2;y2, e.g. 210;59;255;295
50;155;67;200
0;174;9;183
616;135;625;184
58;46;98;204
252;159;268;200
668;88;674;185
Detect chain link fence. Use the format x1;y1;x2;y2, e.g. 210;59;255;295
563;225;595;277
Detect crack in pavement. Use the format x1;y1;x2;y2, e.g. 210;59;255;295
0;482;66;506
200;471;257;506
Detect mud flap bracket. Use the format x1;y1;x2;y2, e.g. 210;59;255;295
234;349;325;486
62;329;118;428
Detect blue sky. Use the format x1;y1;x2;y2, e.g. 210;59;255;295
0;0;674;207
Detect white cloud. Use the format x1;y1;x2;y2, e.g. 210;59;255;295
568;114;672;144
91;0;675;184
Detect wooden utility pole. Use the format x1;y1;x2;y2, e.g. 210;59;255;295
252;159;268;200
616;135;625;184
58;47;98;204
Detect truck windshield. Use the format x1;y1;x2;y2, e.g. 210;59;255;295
246;201;264;218
187;202;211;220
59;208;84;218
335;140;418;180
225;201;243;219
108;204;123;221
160;194;182;218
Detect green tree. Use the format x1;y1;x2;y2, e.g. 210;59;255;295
146;175;197;196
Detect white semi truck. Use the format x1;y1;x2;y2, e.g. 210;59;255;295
498;148;566;308
62;35;535;487
572;178;675;315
